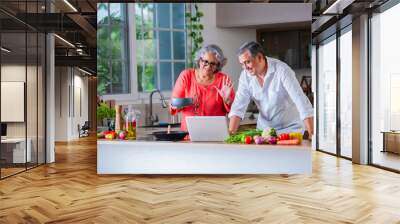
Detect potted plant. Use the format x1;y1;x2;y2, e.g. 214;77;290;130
97;102;116;129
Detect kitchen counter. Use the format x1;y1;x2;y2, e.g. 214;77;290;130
97;127;312;175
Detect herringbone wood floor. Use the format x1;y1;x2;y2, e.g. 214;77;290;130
1;136;400;224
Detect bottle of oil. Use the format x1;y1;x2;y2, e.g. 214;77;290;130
115;105;123;133
125;105;136;140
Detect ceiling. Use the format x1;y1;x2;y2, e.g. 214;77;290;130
310;0;390;42
0;0;97;75
1;0;393;75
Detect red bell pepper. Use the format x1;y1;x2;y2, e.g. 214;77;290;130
278;133;290;141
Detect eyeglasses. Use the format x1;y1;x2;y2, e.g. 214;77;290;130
199;58;218;68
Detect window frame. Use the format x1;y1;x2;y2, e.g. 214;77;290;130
314;19;353;161
101;3;188;103
369;1;400;172
97;3;130;96
136;3;187;94
316;34;338;156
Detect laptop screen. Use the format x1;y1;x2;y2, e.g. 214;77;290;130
186;116;229;142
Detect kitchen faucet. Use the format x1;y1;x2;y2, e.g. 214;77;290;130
148;89;168;125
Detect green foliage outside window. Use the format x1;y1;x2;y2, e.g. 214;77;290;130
97;3;129;95
98;3;201;94
136;3;157;92
185;4;204;67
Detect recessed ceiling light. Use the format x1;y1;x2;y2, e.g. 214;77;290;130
1;47;11;53
54;34;75;48
63;0;78;12
78;67;92;76
323;0;355;15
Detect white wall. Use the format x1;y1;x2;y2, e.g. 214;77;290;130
54;67;89;141
1;65;26;138
216;3;312;28
200;3;257;88
2;63;46;164
72;73;89;138
1;65;39;137
55;67;68;141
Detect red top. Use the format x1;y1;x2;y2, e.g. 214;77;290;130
170;69;235;132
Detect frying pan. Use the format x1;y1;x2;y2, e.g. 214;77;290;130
152;131;188;141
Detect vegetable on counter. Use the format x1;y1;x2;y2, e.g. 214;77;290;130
224;129;263;144
278;133;290;141
267;136;277;145
253;135;264;144
262;127;277;139
118;130;127;140
244;136;253;144
277;139;300;145
105;132;116;139
224;128;302;146
98;130;116;139
289;132;303;143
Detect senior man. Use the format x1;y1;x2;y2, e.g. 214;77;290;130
229;41;314;138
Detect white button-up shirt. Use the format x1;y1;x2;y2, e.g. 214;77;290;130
229;57;314;134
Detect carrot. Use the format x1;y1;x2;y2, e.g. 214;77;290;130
277;139;300;145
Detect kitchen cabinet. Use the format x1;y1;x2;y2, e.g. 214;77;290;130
257;29;311;69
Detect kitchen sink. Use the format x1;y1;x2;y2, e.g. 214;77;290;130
139;123;181;128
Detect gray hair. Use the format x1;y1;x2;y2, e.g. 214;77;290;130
237;41;265;58
194;44;227;72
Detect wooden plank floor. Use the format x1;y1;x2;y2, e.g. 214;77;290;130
1;136;400;223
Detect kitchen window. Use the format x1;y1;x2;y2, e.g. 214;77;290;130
339;26;352;158
97;3;130;95
370;2;400;171
317;35;337;155
316;22;352;159
135;3;187;92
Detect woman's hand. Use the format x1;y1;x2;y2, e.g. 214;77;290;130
215;76;233;104
169;104;180;116
169;103;187;115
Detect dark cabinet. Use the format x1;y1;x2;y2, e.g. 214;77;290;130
257;30;311;69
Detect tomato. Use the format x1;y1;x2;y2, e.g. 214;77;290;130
278;133;290;141
244;136;252;144
105;133;114;139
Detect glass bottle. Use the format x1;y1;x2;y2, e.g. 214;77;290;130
115;105;123;132
125;105;136;140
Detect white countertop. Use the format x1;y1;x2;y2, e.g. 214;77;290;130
97;124;312;175
98;138;311;151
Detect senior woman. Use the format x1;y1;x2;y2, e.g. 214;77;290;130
170;44;235;132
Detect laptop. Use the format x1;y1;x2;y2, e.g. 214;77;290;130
186;116;229;142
